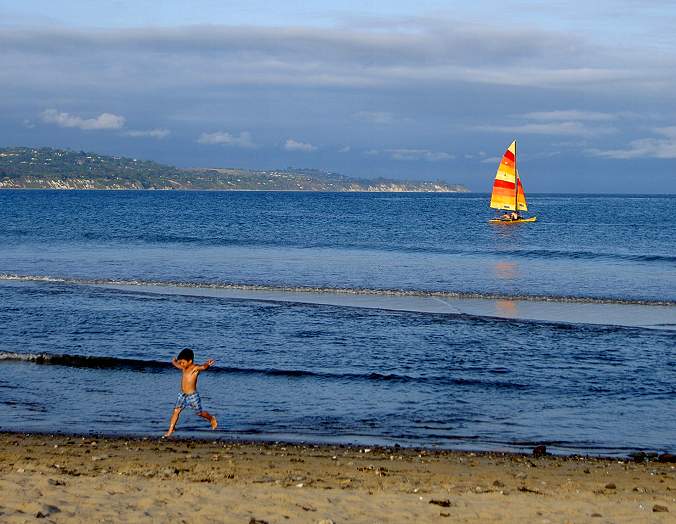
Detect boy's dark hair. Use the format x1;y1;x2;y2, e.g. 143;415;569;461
177;348;194;362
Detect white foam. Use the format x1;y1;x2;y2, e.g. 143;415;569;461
2;273;674;329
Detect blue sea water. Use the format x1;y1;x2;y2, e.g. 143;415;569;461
0;190;674;455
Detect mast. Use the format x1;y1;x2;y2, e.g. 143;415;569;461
513;139;518;214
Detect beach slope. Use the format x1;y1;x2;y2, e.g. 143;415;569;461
0;433;673;523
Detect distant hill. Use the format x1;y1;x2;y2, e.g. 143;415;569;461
0;147;468;192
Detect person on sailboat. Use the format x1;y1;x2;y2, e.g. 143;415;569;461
500;211;520;221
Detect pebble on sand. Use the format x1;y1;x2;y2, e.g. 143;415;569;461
629;452;646;463
532;445;547;458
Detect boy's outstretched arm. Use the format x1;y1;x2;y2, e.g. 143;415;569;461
196;359;216;371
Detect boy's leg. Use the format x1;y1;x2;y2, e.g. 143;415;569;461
198;411;218;430
164;407;183;437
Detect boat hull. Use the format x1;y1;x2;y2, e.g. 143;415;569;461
489;216;537;224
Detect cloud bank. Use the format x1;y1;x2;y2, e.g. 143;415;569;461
3;21;672;94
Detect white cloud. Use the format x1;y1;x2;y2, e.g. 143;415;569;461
197;131;255;148
338;145;351;153
41;109;125;130
475;121;615;137
523;110;616;122
364;149;455;162
474;110;626;141
284;139;317;152
588;127;676;159
352;111;397;124
385;149;453;161
124;128;170;139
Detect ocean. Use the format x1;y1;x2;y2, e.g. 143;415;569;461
0;190;674;456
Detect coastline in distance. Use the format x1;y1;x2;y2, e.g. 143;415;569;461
0;146;468;192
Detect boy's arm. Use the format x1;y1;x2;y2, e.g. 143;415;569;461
170;357;182;369
196;359;216;371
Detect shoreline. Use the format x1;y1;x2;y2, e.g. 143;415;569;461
1;424;673;459
1;432;673;522
2;188;675;195
4;427;676;460
0;187;469;193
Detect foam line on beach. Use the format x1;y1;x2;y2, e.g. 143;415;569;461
1;273;675;329
1;272;674;306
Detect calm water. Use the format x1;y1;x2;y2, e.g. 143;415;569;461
0;190;674;455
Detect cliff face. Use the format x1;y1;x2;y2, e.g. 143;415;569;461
0;177;148;190
0;147;469;192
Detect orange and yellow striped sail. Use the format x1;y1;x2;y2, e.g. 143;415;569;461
490;141;528;212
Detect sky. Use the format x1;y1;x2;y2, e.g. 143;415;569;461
1;0;675;192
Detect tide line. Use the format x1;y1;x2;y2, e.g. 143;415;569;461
101;282;675;331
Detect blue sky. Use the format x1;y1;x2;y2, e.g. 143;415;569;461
1;0;675;192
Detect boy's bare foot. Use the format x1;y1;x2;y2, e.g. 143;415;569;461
210;417;218;430
163;431;174;438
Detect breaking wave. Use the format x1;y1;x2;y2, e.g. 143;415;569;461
0;351;529;390
1;273;674;306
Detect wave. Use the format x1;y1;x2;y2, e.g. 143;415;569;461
384;245;676;264
5;229;675;265
1;272;674;306
486;248;676;264
0;351;528;390
0;351;170;371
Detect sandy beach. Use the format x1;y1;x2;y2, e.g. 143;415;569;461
0;433;673;523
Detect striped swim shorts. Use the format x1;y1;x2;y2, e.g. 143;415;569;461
175;391;203;412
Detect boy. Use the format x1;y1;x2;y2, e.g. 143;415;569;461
164;348;218;437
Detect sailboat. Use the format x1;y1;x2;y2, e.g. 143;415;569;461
488;140;536;223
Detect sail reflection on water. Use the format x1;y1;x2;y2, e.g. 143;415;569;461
493;261;518;280
495;299;518;317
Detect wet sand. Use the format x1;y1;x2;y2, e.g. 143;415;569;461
0;433;673;523
101;283;676;330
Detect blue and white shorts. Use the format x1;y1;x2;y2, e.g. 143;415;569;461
175;391;203;412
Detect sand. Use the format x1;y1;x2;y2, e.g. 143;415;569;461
0;433;673;523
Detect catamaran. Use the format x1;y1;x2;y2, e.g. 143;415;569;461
489;140;536;223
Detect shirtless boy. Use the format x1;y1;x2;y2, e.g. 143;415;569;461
164;348;218;437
